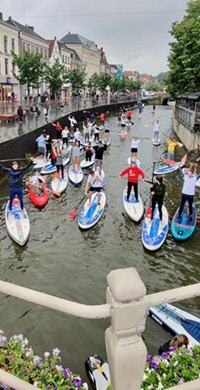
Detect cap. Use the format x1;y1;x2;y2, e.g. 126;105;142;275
12;161;18;166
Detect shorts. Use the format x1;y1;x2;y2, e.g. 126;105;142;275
121;124;126;128
89;186;101;192
131;148;138;153
105;129;110;133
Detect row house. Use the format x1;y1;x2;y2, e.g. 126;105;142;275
60;32;101;82
0;12;19;102
100;47;111;75
6;16;49;98
124;70;140;82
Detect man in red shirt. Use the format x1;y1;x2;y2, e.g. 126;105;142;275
119;161;145;202
52;121;62;139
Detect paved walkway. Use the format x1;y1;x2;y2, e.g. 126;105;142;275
0;97;137;144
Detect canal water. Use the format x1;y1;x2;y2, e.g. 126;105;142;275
0;105;199;384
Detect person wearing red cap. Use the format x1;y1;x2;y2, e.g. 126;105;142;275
119;161;145;202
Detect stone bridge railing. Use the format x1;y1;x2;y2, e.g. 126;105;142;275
0;267;199;389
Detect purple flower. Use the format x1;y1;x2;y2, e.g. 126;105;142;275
74;377;82;387
23;369;28;376
161;351;169;359
63;368;70;378
8;354;15;360
1;384;8;390
146;354;153;363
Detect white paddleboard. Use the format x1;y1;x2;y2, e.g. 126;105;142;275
80;156;95;169
5;199;30;246
152;138;160;146
51;170;68;194
33;160;51;170
142;204;168;251
41;157;70;175
123;187;144;222
78;192;106;229
127;157;141;168
68;165;83;185
62;145;72;155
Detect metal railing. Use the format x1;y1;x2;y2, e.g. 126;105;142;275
0;268;199;389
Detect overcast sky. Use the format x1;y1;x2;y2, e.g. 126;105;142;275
1;0;189;75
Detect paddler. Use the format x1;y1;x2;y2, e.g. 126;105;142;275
130;137;143;159
119;160;145;202
150;176;166;221
27;170;45;195
178;164;197;220
84;169;102;206
166;137;178;160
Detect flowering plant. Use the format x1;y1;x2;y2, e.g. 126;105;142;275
0;330;86;389
142;344;200;389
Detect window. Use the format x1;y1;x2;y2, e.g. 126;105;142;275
44;49;48;59
27;43;31;52
22;41;26;52
62;55;64;63
40;48;43;57
36;47;39;54
12;62;15;74
11;38;15;52
32;45;35;53
5;58;8;75
4;36;8;53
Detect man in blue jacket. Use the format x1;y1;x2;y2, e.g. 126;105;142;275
0;157;34;214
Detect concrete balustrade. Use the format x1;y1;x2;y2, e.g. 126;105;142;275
0;268;199;389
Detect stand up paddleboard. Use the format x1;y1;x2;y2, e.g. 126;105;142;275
127;157;141;168
5;199;30;246
68;165;83;185
80;156;95;169
142;204;168;251
149;303;200;346
33;160;51;170
85;355;110;390
123;187;144;222
78;192;106;229
152;138;160;146
62;145;72;156
41;158;70;175
171;204;196;240
154;162;184;175
51;170;68;194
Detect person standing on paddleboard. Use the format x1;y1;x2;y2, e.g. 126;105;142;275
0;157;34;215
85;142;93;162
72;140;81;172
153;120;160;142
85;169;102;206
166;138;178;160
178;164;197;220
119;161;145;202
150;176;166;221
55;149;64;180
52;121;62;139
130;137;143;160
93;141;107;172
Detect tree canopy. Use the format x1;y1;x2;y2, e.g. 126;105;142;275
44;58;65;98
167;0;200;96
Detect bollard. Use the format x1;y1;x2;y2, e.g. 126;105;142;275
105;268;147;390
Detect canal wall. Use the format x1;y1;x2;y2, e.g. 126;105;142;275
173;116;200;150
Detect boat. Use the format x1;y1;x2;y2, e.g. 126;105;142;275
149;303;200;346
40;157;70;175
154;162;185;175
182;168;200;188
142;204;168;251
78;192;106;229
123;187;144;222
152;138;160;146
85;355;110;390
171;204;196;240
68;165;83;185
127;157;141;168
51;170;68;194
5;199;30;246
28;182;49;207
80;157;95;169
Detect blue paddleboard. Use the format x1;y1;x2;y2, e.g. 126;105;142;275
171;204;196;240
78;192;106;229
142;204;168;251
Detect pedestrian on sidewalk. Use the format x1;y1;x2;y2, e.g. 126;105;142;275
17;106;23;124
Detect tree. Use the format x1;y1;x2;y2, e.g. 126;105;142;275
44;58;65;101
66;69;87;93
98;73;112;92
12;51;44;105
167;0;200;96
87;73;100;93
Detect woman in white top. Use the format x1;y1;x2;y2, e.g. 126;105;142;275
153;120;160;141
178;164;197;218
74;128;82;142
61;126;70;148
84;169;102;205
130;137;143;159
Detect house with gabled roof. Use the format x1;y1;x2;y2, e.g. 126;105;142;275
60;32;101;81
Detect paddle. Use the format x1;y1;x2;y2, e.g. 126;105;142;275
146;161;156;217
0;158;30;162
144;113;167;128
109;175;153;184
69;176;98;219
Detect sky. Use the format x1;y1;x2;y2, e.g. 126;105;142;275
1;0;189;76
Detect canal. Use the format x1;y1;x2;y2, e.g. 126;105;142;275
0;104;199;384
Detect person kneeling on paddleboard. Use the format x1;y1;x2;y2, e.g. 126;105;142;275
119;161;144;202
0;157;34;216
150;176;166;221
85;169;102;206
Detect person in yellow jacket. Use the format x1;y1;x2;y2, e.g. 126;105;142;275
166;138;178;160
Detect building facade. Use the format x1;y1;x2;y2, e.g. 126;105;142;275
0;12;19;102
60;33;101;81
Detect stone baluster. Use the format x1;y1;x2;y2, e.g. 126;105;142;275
105;267;147;390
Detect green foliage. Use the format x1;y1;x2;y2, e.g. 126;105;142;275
12;51;44;95
44;58;65;97
147;83;163;92
0;331;85;389
98;74;112;92
87;73;101;92
167;0;200;96
66;69;87;93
